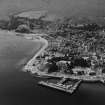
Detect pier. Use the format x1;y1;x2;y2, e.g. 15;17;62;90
38;79;82;94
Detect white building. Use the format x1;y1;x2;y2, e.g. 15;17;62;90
72;67;95;75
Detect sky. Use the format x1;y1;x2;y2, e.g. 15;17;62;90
0;0;105;19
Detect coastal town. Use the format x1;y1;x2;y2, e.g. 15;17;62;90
23;30;105;93
16;12;105;93
1;0;105;104
1;10;105;94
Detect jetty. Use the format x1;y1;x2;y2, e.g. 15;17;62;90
38;79;82;94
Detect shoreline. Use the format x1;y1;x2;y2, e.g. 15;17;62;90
22;33;48;72
0;30;48;71
16;43;43;68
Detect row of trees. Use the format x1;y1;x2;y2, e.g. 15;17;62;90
0;15;52;32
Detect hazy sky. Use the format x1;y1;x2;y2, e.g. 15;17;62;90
0;0;105;19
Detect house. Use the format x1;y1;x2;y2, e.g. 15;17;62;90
72;67;95;75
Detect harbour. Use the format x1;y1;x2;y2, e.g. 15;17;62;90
38;79;82;94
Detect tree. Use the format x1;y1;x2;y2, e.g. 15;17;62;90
15;24;30;33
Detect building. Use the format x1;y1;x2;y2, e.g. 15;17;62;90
72;67;95;75
56;61;69;73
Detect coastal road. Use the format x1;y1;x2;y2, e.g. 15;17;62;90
24;34;48;71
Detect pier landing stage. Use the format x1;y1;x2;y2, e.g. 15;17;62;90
38;79;82;94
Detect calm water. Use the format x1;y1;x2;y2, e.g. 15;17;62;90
0;33;105;105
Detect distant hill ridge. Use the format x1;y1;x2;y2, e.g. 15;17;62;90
15;10;47;19
14;10;62;22
12;10;105;25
